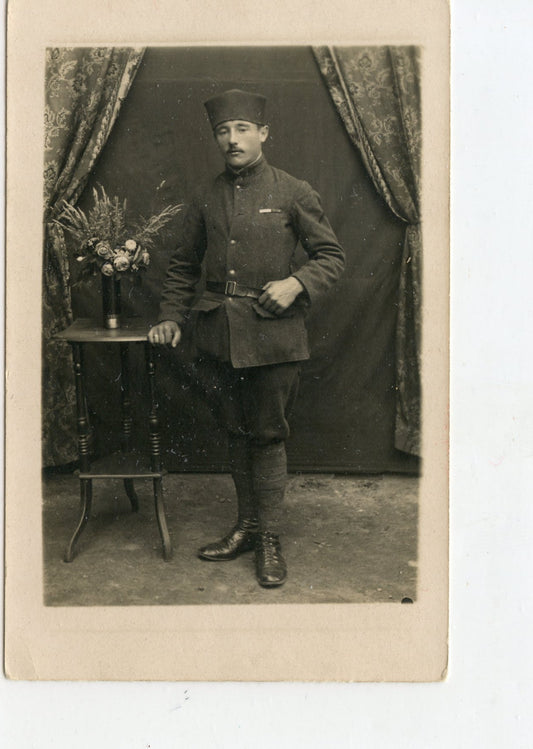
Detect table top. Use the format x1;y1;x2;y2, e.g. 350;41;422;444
54;318;152;343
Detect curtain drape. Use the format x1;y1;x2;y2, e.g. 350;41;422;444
43;47;145;466
312;46;422;456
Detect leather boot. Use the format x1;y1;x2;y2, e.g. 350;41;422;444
255;531;287;587
198;436;259;561
197;520;257;561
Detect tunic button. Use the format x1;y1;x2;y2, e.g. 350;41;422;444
230;239;236;245
228;269;236;276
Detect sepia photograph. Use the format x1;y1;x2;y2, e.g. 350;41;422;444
42;45;422;607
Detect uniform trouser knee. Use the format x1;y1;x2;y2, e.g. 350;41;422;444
193;358;300;532
194;357;301;445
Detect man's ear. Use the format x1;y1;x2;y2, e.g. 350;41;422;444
259;124;269;143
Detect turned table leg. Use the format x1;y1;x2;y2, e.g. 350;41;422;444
146;342;172;560
65;343;92;562
120;343;139;512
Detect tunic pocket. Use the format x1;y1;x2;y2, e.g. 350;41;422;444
252;301;297;319
257;209;291;228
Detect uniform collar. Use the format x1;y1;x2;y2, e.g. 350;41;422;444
225;153;267;181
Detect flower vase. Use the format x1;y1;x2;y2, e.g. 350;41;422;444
101;274;121;329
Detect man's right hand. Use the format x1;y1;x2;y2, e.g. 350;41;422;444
148;320;181;347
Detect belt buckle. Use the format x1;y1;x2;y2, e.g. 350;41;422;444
225;280;237;296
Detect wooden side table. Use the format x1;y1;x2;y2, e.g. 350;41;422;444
55;318;172;562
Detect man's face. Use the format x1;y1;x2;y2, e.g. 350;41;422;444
214;120;269;169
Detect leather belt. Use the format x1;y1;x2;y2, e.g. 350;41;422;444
206;281;263;299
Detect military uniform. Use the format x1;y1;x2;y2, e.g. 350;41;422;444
155;90;344;587
159;156;345;368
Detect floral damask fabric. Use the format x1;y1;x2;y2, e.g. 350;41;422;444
43;47;144;466
313;46;422;455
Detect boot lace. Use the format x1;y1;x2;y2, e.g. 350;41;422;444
259;533;281;563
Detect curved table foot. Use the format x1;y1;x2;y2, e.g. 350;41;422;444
124;478;139;512
153;477;172;561
64;479;92;563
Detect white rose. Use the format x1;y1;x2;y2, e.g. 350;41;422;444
95;240;113;259
113;253;131;272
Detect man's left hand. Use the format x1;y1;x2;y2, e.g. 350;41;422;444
258;277;304;315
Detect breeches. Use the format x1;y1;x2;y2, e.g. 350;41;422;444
192;357;301;445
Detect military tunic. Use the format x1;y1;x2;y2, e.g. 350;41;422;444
158;156;345;368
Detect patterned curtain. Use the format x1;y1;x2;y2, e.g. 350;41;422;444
43;47;145;466
313;46;422;456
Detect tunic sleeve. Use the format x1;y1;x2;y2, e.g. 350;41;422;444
157;197;207;325
289;182;345;305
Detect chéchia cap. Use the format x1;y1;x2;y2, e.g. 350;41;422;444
204;89;267;129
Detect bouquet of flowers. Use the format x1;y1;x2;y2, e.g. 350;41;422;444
54;185;182;280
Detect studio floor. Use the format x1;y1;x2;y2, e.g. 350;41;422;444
42;472;419;607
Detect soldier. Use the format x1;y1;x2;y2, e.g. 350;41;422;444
148;89;344;587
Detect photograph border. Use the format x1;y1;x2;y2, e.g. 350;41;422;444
5;0;450;682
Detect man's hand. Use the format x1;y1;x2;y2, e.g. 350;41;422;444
148;320;181;347
258;277;304;315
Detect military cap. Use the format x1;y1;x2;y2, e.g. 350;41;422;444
204;89;267;129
